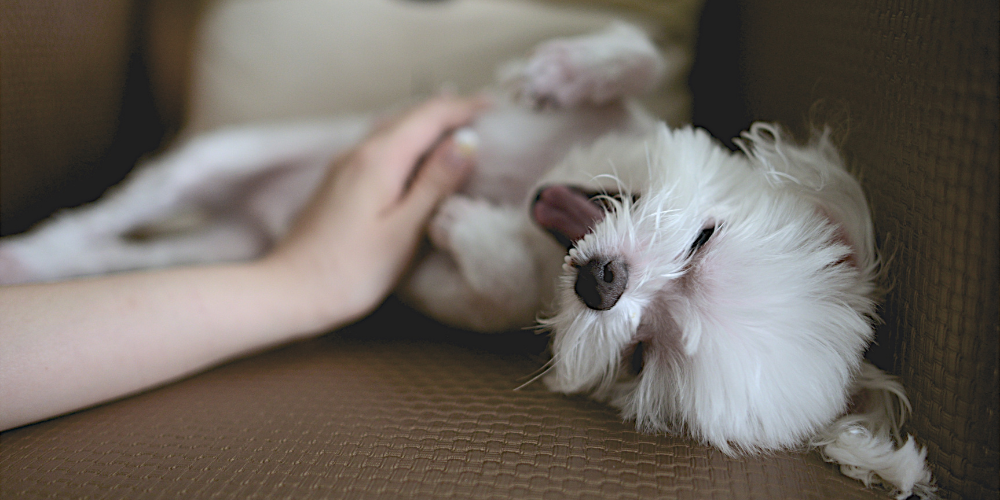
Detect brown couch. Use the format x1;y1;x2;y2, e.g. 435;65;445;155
1;1;996;499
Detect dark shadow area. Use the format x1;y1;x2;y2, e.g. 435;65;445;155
340;296;553;360
689;0;750;149
0;2;167;237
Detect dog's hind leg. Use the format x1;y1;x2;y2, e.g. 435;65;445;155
0;119;368;284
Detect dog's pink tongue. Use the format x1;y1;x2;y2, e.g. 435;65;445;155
533;185;606;246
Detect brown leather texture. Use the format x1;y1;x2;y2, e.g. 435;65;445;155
1;0;997;499
733;1;999;499
1;301;887;500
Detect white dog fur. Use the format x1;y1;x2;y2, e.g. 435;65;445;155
0;22;933;498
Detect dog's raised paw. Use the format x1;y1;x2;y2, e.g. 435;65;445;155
520;41;584;108
518;23;664;108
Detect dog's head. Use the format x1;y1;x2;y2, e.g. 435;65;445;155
532;123;879;453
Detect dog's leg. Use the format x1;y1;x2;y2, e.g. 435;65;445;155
811;362;936;499
0;119;368;284
400;196;558;332
0;217;273;285
512;21;666;108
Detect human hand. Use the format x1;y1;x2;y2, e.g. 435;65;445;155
0;96;487;430
261;95;489;328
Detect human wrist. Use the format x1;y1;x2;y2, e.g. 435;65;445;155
251;250;366;336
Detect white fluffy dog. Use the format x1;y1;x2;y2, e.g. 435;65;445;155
0;23;933;498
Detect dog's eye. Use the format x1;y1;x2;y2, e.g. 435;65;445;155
690;226;715;253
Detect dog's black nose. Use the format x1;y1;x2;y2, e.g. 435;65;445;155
575;257;628;310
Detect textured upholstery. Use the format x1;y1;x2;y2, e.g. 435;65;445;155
0;0;136;235
730;2;999;498
2;300;887;500
0;0;170;237
1;1;997;499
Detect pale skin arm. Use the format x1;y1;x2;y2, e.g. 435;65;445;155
0;96;487;432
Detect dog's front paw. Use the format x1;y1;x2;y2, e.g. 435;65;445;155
429;196;479;252
518;23;664;108
429;195;524;262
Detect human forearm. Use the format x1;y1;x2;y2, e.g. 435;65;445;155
0;261;340;431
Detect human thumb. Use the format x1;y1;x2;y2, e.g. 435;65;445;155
393;129;477;232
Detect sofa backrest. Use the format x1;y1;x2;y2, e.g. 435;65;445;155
691;1;999;498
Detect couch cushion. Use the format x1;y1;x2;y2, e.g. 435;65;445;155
0;299;888;500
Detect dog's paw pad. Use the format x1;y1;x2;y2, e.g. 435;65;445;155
520;42;591;108
517;24;664;107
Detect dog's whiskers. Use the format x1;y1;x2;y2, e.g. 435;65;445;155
513;357;556;391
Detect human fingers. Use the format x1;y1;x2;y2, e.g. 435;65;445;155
386;135;475;243
374;95;489;192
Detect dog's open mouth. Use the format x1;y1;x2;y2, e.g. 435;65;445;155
532;185;632;248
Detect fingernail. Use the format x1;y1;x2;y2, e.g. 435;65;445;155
441;129;478;175
452;127;480;158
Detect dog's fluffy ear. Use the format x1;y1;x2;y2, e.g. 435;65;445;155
811;362;936;499
734;123;877;273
